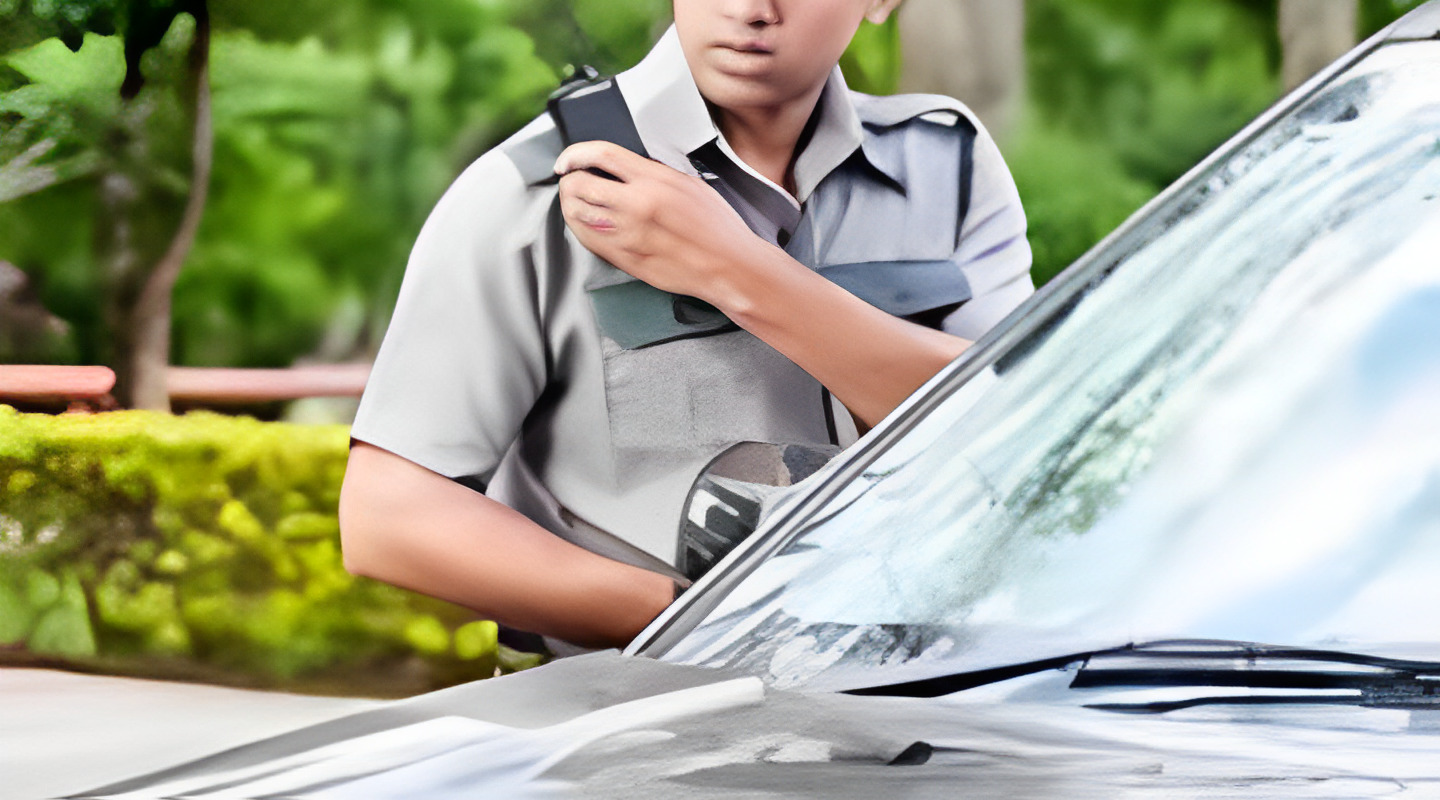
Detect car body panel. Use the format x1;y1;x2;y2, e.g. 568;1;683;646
66;651;1440;799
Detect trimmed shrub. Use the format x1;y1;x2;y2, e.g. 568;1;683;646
0;406;541;696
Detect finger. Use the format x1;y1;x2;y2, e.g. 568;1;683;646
558;188;618;232
554;141;649;182
558;169;621;209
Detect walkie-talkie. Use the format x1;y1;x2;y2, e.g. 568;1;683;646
550;67;732;335
547;66;649;180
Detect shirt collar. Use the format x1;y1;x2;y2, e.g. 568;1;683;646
616;26;900;202
615;26;716;175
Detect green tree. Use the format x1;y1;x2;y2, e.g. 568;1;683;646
173;0;562;367
2;1;563;388
2;0;213;409
1;0;904;391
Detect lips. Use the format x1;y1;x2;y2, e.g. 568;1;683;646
708;39;778;77
715;39;774;55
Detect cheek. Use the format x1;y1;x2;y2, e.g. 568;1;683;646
785;8;867;74
671;2;705;50
671;3;712;82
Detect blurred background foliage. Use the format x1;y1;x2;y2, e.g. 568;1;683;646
1014;0;1426;283
0;0;1432;691
1015;0;1281;283
1;0;1427;367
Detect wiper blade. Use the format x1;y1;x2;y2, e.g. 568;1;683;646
1074;666;1417;692
843;639;1440;702
1086;694;1379;714
1075;640;1440;713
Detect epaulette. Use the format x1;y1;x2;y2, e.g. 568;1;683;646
499;117;566;187
851;92;982;134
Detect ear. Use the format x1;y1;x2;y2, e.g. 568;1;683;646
863;0;903;25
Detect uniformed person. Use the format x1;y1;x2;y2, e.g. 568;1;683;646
339;0;1033;649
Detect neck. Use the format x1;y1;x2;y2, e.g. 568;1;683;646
713;84;825;195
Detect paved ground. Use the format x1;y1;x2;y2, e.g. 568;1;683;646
0;668;378;800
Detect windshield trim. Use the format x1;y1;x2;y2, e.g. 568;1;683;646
626;9;1438;660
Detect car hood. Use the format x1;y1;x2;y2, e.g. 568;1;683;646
76;649;1440;800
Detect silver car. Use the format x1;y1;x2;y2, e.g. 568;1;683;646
54;3;1440;797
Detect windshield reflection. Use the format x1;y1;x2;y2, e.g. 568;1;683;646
663;43;1440;691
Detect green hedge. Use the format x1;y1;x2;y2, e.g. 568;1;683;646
0;406;541;695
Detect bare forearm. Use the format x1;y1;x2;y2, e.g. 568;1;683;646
552;142;969;429
339;442;673;649
714;244;970;428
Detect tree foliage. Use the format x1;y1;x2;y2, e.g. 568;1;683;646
2;1;558;371
0;0;210;205
1359;0;1431;36
1013;0;1429;284
1011;0;1281;284
1;0;904;373
1;0;1432;368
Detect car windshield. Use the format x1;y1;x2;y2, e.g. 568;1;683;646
658;42;1440;692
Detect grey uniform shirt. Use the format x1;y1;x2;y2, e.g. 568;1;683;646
351;27;1033;578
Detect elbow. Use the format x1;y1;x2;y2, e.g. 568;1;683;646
337;495;373;579
339;532;371;580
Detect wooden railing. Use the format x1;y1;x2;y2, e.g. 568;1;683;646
0;364;370;410
0;366;116;407
166;365;371;404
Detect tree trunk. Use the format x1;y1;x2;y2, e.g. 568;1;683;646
1279;0;1358;92
100;139;144;402
897;0;1025;142
124;5;213;411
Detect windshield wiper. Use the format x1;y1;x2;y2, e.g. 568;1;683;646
1073;640;1440;713
846;639;1440;712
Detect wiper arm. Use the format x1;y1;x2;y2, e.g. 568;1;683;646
1087;639;1440;672
844;650;1107;698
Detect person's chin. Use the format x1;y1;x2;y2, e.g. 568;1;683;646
695;70;791;112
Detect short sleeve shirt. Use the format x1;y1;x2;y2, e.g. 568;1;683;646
351;27;1034;576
